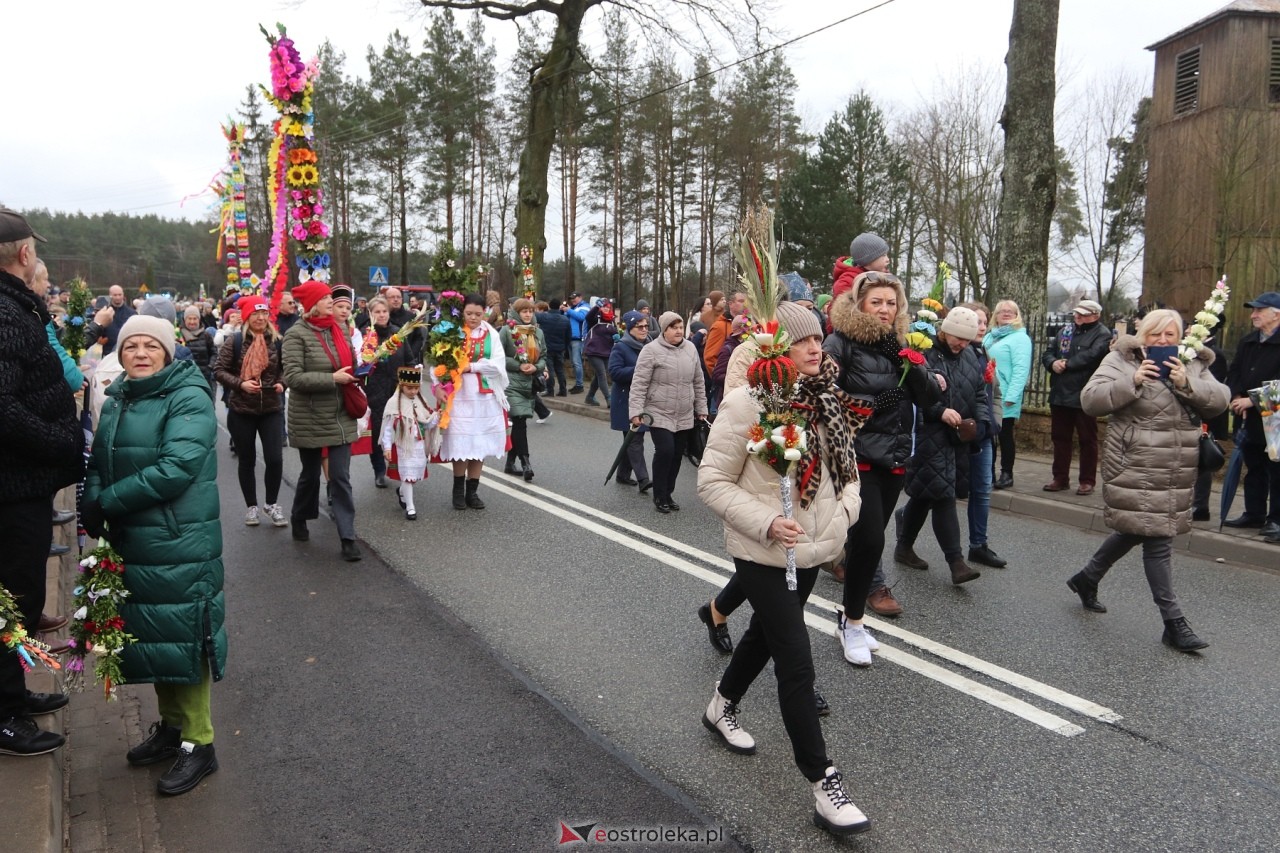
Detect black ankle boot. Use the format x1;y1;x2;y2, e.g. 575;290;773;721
465;478;485;509
127;721;182;766
1162;616;1208;652
452;475;466;510
157;742;218;796
521;456;534;481
1067;572;1107;612
504;452;519;475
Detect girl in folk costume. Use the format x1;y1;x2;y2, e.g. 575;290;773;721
380;366;439;521
499;298;548;481
432;292;510;510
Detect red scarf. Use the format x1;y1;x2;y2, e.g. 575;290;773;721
310;316;353;368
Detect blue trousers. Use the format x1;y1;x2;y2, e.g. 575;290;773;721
968;439;994;547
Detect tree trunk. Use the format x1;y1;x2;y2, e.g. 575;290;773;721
514;0;589;298
992;0;1059;313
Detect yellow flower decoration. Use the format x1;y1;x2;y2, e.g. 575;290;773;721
921;298;945;313
286;165;307;186
299;165;318;185
905;331;933;350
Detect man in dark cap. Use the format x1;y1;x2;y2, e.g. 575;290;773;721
1041;299;1111;496
1224;290;1280;540
0;210;83;756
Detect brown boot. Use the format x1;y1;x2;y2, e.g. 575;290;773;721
866;585;903;616
821;561;846;583
894;545;929;571
948;558;981;585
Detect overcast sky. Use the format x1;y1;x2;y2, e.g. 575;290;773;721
3;0;1218;224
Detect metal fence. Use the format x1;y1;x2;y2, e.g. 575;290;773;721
1018;311;1076;412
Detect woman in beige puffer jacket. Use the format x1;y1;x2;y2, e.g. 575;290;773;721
695;301;872;837
1068;309;1229;652
628;312;708;512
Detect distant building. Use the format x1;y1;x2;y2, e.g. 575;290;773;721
1142;0;1280;343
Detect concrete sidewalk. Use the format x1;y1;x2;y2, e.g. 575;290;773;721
6;407;1276;853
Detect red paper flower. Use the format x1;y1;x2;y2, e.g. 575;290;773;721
899;348;926;366
983;359;996;384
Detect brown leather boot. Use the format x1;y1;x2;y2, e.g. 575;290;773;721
866;585;903;616
948;558;981;585
894;545;929;571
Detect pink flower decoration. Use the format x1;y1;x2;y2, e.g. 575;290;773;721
291;225;308;240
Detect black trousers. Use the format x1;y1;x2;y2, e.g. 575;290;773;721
226;410;284;507
718;560;828;782
842;467;904;619
0;496;53;718
546;351;567;395
648;427;690;505
293;445;356;540
899;493;963;562
996;416;1018;475
1241;440;1280;524
510;415;530;458
368;408;386;478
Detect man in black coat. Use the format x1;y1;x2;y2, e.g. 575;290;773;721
537;298;572;396
0;210;84;756
1040;299;1112;495
1224;291;1280;540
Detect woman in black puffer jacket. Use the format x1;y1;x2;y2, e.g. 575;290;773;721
824;272;939;665
895;307;991;587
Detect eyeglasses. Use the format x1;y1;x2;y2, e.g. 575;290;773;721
633;323;649;329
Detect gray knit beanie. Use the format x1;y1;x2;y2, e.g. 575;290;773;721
849;232;890;268
776;300;822;343
138;296;178;326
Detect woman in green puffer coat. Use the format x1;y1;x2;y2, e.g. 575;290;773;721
83;315;225;797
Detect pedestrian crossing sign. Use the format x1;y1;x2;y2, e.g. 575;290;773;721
369;266;389;287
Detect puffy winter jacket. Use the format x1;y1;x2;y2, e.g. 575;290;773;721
608;334;645;432
1041;319;1111;408
983;324;1033;419
629;336;707;432
499;323;548;419
1082;336;1229;537
0;269;83;503
698;384;861;568
85;358;226;685
905;340;990;502
282;319;360;448
824;287;940;471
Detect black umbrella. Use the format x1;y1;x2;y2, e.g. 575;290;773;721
604;413;652;485
1218;429;1246;532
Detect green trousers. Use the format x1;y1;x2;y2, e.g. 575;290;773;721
154;663;214;746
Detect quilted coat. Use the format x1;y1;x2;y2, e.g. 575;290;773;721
629;336;708;432
824;285;940;471
282;318;360;449
499;323;548;419
698;385;861;568
1082;336;1229;537
904;340;991;502
86;358;226;685
0;269;83;503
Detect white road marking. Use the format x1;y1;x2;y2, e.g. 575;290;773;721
472;470;1117;735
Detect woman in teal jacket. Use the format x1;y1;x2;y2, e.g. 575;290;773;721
983;300;1033;489
83;315;225;797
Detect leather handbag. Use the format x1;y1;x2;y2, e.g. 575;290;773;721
1162;378;1224;473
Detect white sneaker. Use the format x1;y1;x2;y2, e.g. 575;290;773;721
244;506;260;527
812;766;870;835
263;504;288;528
535;411;552;424
702;684;756;755
836;610;873;667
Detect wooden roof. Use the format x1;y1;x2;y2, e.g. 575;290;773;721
1146;0;1280;50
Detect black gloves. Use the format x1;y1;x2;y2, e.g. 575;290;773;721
81;499;106;540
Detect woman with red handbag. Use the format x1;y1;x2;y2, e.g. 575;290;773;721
282;282;365;562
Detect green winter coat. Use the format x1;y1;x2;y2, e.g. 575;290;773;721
499;324;548;419
283;319;359;448
85;359;226;685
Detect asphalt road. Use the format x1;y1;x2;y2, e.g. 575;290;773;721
141;406;1280;852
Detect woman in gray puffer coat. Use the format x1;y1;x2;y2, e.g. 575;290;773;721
895;307;990;586
629;311;707;513
1067;309;1228;652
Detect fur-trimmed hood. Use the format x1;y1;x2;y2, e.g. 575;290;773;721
827;275;909;345
1112;334;1216;368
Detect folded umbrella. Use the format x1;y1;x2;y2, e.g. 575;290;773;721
604;413;652;486
1218;429;1246;533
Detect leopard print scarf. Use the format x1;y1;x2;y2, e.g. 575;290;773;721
791;354;871;510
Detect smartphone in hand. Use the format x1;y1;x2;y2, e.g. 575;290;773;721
1145;345;1179;379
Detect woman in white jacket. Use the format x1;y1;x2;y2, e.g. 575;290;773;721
696;300;872;837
